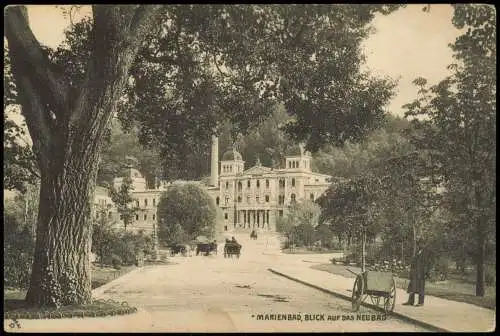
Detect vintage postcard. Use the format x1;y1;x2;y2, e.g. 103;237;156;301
3;4;496;333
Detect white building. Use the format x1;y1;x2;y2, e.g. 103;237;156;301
93;137;333;234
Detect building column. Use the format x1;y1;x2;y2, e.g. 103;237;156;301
266;210;270;230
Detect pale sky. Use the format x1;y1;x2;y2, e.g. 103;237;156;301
11;5;462;125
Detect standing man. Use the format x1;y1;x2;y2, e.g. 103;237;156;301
403;238;427;307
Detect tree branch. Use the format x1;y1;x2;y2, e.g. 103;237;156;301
4;6;70;120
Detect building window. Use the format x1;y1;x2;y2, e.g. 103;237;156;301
226;181;229;189
152;214;156;220
135;214;139;221
279;210;284;217
153;198;156;206
136;200;139;207
144;214;147;221
119;214;123;220
256;180;260;188
291;193;296;202
310;193;314;201
278;195;284;205
225;196;230;205
288;161;291;168
256;195;260;203
265;195;270;203
108;212;112;219
266;179;269;188
238;181;242;191
224;213;228;220
292;178;296;187
247;180;251;188
216;197;220;206
144;199;148;206
238;196;242;203
247;195;251;204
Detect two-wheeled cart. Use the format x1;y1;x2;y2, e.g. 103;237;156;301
348;269;396;313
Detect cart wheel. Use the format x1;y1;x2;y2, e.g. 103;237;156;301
384;278;396;313
351;275;364;312
370;295;380;306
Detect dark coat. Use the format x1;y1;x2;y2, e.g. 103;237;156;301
407;249;426;294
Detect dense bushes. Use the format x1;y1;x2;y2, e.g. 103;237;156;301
91;219;153;269
4;212;35;289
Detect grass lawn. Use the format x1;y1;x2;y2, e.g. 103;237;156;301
91;263;137;289
312;263;496;310
4;263;141;320
282;247;343;255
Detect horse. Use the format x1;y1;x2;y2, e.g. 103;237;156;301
196;242;218;256
224;242;242;258
250;230;258;240
170;243;189;257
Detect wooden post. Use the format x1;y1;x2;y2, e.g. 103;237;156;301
362;227;366;273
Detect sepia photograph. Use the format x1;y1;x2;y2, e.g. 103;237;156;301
3;4;496;333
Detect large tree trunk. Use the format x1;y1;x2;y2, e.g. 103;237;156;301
26;151;99;305
5;5;161;307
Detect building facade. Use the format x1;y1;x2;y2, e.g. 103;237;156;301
206;137;332;232
93;137;332;235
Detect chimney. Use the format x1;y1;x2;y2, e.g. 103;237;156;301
210;135;219;187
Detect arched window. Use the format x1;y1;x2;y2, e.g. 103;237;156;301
256;180;260;188
291;193;296;202
266;179;269;188
238;196;242;203
238;181;242;191
216;197;220;206
292;178;296;187
225;181;229;189
265;195;270;202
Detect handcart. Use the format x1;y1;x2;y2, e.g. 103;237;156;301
348;268;396;313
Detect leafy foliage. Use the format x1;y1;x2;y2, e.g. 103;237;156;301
4;198;36;289
157;182;217;244
276;200;321;247
403;4;495;296
3;47;39;193
107;175;139;231
91;213;153;267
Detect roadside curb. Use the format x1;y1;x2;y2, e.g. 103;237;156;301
92;266;146;297
268;268;449;333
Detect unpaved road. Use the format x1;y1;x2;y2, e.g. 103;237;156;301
5;233;429;332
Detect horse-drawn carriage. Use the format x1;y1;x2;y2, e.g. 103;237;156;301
196;242;218;256
169;243;191;257
224;241;242;258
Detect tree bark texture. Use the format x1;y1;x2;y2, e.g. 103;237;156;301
5;5;161;306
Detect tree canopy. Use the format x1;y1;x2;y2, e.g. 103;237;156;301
403;4;496;296
157;182;218;244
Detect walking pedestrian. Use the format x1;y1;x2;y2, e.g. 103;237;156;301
403;239;427;307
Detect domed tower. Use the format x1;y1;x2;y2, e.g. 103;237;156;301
285;143;311;172
220;147;244;176
113;156;147;191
